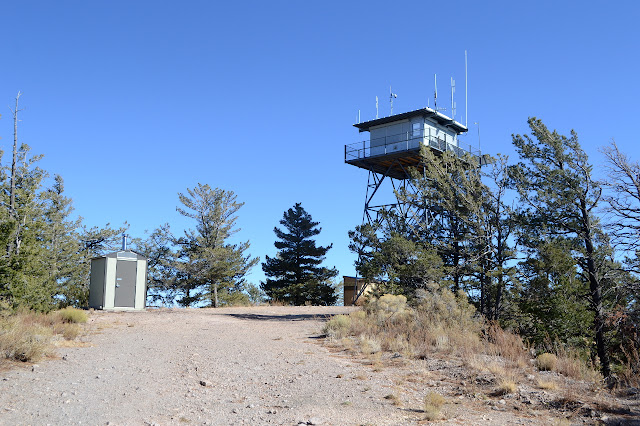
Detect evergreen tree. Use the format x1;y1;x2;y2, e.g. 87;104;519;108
516;237;594;349
509;117;613;379
134;223;178;307
41;175;84;307
261;203;338;305
0;144;52;310
394;147;516;319
175;184;258;307
349;218;443;297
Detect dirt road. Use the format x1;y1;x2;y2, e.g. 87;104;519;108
0;306;421;425
3;306;634;425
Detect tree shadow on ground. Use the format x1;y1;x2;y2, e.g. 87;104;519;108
224;313;332;322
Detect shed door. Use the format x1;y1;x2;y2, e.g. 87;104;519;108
114;260;137;308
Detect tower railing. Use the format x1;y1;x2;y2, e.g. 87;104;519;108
345;131;480;162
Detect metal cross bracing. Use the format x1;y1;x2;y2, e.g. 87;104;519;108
361;158;437;231
354;158;439;303
362;157;409;221
351;150;482;303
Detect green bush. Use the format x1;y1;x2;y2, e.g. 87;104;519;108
218;290;252;307
56;307;88;324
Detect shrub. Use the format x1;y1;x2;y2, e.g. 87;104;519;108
359;335;382;355
423;392;445;421
554;349;601;382
218;289;252;307
536;379;558;390
324;315;351;339
54;323;82;340
1;307;89;364
496;378;517;395
376;294;407;313
0;298;12;318
56;307;88;324
0;317;53;362
487;322;529;368
537;353;558;371
349;310;366;321
414;284;478;331
367;294;411;324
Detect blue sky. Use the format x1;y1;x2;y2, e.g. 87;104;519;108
2;1;639;287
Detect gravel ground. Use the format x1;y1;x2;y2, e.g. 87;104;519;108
1;306;638;425
0;306;412;425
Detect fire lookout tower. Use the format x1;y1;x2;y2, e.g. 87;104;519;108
345;107;480;226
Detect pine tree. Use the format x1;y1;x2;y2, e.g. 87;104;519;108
349;217;443;297
41;175;83;307
134;224;178;307
393;147;516;319
175;184;258;307
261;203;338;305
509;117;613;379
516;237;594;348
0;143;52;310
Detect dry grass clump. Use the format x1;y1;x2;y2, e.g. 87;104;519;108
0;307;89;363
486;322;529;368
536;379;558;390
496;377;518;395
359;335;382;355
325;286;487;363
618;346;640;387
0;317;53;362
423;392;446;421
56;307;88;324
54;323;82;340
536;352;558;371
324;314;351;339
486;361;508;377
554;348;601;382
383;333;411;354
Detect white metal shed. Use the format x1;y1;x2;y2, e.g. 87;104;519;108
89;250;148;310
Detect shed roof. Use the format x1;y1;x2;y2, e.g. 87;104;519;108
354;107;468;134
92;250;146;261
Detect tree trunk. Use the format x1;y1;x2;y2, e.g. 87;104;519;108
213;284;219;308
10;92;20;215
581;200;611;379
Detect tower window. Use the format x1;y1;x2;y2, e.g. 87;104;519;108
412;123;422;138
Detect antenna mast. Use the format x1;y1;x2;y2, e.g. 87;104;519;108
376;96;379;119
389;86;397;115
465;50;468;127
451;77;456;119
434;74;438;110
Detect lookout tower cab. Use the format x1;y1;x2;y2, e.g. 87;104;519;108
344;107;477;224
345;107;473;178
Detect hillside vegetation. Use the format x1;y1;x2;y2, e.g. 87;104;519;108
349;119;640;385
